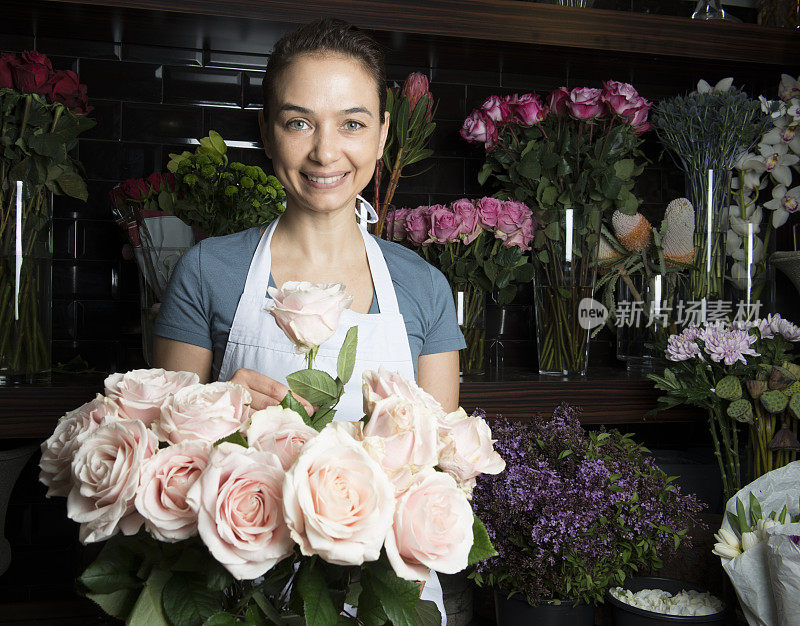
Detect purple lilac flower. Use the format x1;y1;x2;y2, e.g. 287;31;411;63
700;325;760;365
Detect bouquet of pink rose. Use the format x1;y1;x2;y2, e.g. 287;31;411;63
39;282;504;626
386;197;536;374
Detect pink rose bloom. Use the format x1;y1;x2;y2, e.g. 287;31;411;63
267;281;353;354
134;440;211;542
39;395;120;498
476;197;503;229
428;205;460;244
510;93;548;126
437;408;506;496
480;95;511;124
362;367;445;418
363;395;440;493
496;200;534;251
404;207;431;245
283;423;395;565
67;419;158;543
451;198;482;245
567;87;606;121
601;80;643;118
386;207;409;242
460;110;496;148
104;368;199;426
154;382;252;444
246;406;318;470
622;100;652;133
548;87;570;115
186;443;294;580
385;469;474;581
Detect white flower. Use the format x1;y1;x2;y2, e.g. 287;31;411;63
757;142;799;186
729;204;762;237
741;530;761;552
728;231;764;264
712;542;741;560
779;74;800;102
730;261;758;291
761;114;800;155
759;95;786;119
715;528;740;549
732;153;767;192
763;184;800;228
694;77;733;95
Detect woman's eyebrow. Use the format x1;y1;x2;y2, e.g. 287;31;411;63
343;106;373;117
277;104;373;117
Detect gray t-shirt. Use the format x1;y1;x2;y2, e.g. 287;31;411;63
153;227;466;381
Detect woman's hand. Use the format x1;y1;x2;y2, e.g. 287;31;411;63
230;368;315;415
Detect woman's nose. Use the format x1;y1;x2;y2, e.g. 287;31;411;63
309;125;340;165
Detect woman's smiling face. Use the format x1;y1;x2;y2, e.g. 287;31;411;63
263;52;389;217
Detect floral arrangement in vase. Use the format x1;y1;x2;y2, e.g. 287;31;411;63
373;72;436;238
387;197;536;374
461;82;650;376
471;405;705;606
0;51;95;383
726;74;800;308
649;315;800;501
39;282;504;625
651;78;775;306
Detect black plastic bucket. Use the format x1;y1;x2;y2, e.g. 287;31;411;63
605;577;728;626
498;595;594;626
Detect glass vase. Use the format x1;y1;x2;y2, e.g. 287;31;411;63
453;283;486;376
686;168;730;309
616;272;689;370
533;208;601;377
725;221;775;320
0;180;52;384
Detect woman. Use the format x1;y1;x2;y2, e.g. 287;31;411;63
152;18;464;622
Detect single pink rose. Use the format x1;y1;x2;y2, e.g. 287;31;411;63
362;367;445;418
428;205;460;244
385;469;474;581
39;395;121;498
246;406;318;470
104;368;199;427
186;443;294;580
404;207;431;245
601;80;643;118
567;87;606;121
460;110;497;149
386;207;409;242
451;198;482;245
496;200;534;251
502;214;535;251
267;281;353;354
476;197;503;229
135;440;211;542
437;408;506;496
481;95;511;124
283;423;395;565
510;93;548;126
548;87;570;115
154;382;252;444
622;100;653;133
67;419;158;543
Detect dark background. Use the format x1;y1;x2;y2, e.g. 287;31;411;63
1;0;798;620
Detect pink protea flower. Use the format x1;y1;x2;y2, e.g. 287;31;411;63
700;326;760;365
665;327;703;362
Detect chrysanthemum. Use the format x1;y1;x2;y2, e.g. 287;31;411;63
700;326;760;365
665;326;703;362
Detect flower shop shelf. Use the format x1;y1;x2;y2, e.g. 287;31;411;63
39;0;798;66
0;369;702;439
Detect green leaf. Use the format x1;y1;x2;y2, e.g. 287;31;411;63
86;588;140;621
362;558;421;626
412;600;442;626
203;614;237;626
736;497;749;535
158;189;175;212
27;132;67;160
749;493;762;526
544;221;560;241
252;591;284;626
296;558;339;626
55;168;89;201
310;406;336;431
357;584;389;626
245;605;268;626
467;515;498;566
280;391;311;424
477;162;493;186
336;326;358;385
162;572;223;626
613;158;635;181
286;369;340;406
214;431;248;448
79;539;146;594
541;186;558;207
727;511;741;535
127;569;171;626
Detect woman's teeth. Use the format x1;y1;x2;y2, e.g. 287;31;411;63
305;173;346;183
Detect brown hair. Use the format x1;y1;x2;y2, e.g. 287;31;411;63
262;19;386;120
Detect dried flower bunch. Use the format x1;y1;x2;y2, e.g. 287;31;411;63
471;406;705;604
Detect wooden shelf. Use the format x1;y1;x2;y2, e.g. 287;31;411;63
0;368;701;439
40;0;797;66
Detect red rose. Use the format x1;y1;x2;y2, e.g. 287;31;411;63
0;53;22;89
12;61;52;96
162;173;176;191
46;70;90;114
120;178;150;202
21;51;53;72
145;172;165;193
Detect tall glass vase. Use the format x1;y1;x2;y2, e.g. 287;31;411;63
687;168;730;308
533;208;600;377
725;221;775;320
0;180;52;384
453;282;486;376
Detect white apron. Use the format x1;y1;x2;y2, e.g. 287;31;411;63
217;209;447;623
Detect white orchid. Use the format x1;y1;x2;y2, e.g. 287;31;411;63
732;153;767;192
694;77;733;95
729;261;760;291
759;95;786;120
757;142;799;186
779;74;800;102
727;230;764;264
763;184;800;227
761;114;800;155
729;203;762;237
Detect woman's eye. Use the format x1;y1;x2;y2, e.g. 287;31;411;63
344;120;364;131
287;120;309;130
